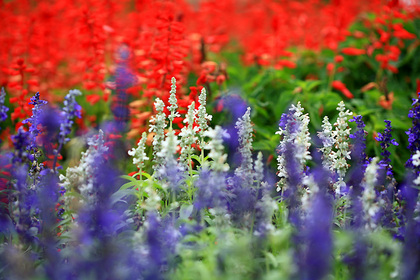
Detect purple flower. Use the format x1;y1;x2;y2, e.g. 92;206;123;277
66;160;139;279
400;184;420;280
10;165;40;244
59;89;82;145
50;89;82;172
216;93;248;157
156;160;185;194
112;45;136;130
0;87;9;123
22;92;48;152
349;115;369;172
193;169;227;214
405;92;420;177
282;141;303;222
376;120;399;178
226;174;257;228
302;167;333;280
37;173;63;279
11;127;33;164
141;211;181;280
343;146;368;279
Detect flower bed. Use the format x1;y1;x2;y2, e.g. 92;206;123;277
1;1;420;279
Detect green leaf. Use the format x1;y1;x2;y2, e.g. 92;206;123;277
110;189;136;205
179;204;194;220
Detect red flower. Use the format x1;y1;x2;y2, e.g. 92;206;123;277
86;94;101;105
341;47;366;56
332;80;354;99
334;55;344;63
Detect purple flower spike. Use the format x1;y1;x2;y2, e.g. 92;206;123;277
52;89;82;172
59;89;82;145
0;87;9;123
303;167;333;280
194;169;227;215
349;115;369;172
376;120;399;178
400;184;420;280
113;45;136;130
406;92;420;177
22;92;48;152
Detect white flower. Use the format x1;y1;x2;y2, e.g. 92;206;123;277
330;101;353;194
196;87;212;140
149;98;166;171
235;107;253;179
60;130;108;205
167;77;180;123
128;132;149;171
254;152;264;187
362;157;380;230
413;151;420;185
179;101;198;167
204;125;230;172
157;129;179;160
318;116;334;170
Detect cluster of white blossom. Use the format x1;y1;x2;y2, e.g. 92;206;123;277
361;157;381;230
156;130;179;161
128;132;149;174
196;88;212;142
235;107;253;179
413;150;420;185
318;116;335;170
60;130;108;205
179;101;198;167
330;101;353;194
149;98;166;171
254;152;264;188
276;102;311;192
204;125;230;172
167;77;180;125
130;78;223;177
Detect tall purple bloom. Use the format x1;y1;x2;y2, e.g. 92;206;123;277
226;173;257;228
406;92;420;179
400;184;420;280
0;87;9;123
302;166;333;280
194;169;227;216
376;120;399;178
66;159;138;279
349;115;368;172
282;141;305;278
216;93;248;160
113;45;136;131
37;173;63;279
11;127;33;165
59;89;82;145
52;89;82;172
9;165;40;244
342;135;368;280
22;92;48;152
140;211;181;280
